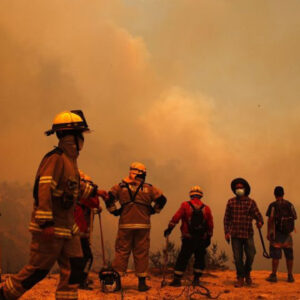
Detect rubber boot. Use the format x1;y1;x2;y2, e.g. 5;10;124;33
0;288;6;300
192;272;202;286
169;274;182;287
138;277;150;292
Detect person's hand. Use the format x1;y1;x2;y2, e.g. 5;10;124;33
225;233;230;243
256;222;263;229
97;189;108;200
41;226;55;240
164;227;173;237
112;208;122;216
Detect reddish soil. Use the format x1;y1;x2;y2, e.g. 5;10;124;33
1;270;300;299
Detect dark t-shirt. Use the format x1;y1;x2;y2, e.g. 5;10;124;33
266;199;297;248
266;199;297;220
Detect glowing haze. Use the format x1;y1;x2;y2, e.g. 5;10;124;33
0;0;299;272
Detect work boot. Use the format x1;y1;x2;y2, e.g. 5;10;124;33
266;273;277;282
138;277;150;292
245;273;252;286
169;275;182;287
287;273;295;283
79;281;93;290
234;277;244;288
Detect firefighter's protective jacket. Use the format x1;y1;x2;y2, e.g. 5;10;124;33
29;136;96;239
106;177;166;229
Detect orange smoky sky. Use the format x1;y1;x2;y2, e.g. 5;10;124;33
0;0;300;272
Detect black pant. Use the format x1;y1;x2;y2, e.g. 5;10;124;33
69;238;93;285
174;237;209;277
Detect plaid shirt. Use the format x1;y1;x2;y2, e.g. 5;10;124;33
224;197;263;238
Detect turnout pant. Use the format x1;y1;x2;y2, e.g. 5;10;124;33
112;228;150;277
174;238;208;277
3;233;82;300
231;236;256;278
70;238;93;286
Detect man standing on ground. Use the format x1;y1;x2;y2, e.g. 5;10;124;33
265;186;297;283
105;162;167;292
164;186;213;287
224;178;263;288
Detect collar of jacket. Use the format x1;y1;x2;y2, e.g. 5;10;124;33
58;135;79;159
122;177;143;185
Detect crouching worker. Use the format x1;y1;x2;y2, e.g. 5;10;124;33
266;186;297;283
0;110;91;300
70;171;108;290
164;186;213;287
224;178;263;288
105;162;167;292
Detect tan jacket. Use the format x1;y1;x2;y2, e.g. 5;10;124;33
29;136;95;239
107;178;165;229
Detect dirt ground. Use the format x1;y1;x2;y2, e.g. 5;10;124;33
2;270;300;300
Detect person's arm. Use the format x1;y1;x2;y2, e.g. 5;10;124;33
150;186;167;214
105;184;122;216
34;154;63;228
251;200;264;227
164;202;185;236
266;205;275;240
291;203;297;220
223;201;231;239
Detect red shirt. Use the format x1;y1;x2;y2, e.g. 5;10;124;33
75;196;100;233
168;197;213;239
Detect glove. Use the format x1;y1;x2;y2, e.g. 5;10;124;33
41;226;55;240
164;227;173;237
204;236;211;248
97;189;108;201
149;206;156;215
256;222;263;229
112;208;122;216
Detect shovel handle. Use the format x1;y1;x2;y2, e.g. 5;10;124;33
258;227;271;259
98;213;106;266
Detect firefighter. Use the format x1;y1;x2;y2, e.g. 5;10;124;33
164;186;213;286
105;162;167;292
70;172;108;290
0;110;96;300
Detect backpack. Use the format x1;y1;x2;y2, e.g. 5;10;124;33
274;201;295;234
188;202;207;237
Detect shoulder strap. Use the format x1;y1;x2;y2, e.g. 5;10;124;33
188;201;205;211
123;181;144;204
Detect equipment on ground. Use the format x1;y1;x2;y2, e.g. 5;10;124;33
97;211;121;292
258;227;271;259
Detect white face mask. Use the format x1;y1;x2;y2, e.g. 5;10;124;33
235;188;245;197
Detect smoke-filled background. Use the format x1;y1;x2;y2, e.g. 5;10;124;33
0;0;300;273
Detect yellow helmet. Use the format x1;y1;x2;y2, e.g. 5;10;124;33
129;162;146;180
189;185;203;197
45;110;90;136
